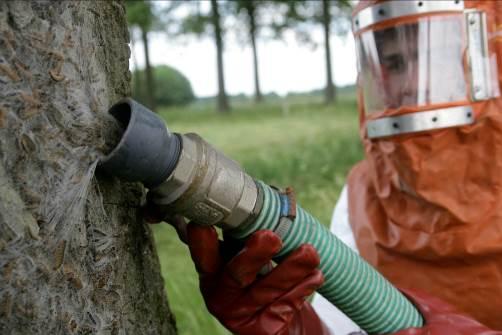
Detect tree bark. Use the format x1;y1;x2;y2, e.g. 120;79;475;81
141;28;156;112
247;3;262;103
322;0;336;105
210;0;230;113
0;1;176;334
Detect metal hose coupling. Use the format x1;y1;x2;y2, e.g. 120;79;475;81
99;99;261;230
149;133;261;229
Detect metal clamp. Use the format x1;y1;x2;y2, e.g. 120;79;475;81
273;187;297;240
366;105;474;139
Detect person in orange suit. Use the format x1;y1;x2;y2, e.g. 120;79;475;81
312;1;502;334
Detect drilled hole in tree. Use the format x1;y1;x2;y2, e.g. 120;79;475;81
102;102;130;155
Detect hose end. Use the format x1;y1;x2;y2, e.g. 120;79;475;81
99;98;180;188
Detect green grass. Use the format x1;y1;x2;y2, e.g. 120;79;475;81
152;94;363;334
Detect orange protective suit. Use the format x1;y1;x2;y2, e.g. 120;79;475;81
349;0;502;330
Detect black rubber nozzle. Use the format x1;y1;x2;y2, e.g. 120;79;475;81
99;98;181;188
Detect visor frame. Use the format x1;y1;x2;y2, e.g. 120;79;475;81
366;105;474;139
465;10;497;102
352;0;465;34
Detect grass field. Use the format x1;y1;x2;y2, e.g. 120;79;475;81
152;94;364;334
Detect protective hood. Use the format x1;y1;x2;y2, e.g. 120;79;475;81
348;0;502;330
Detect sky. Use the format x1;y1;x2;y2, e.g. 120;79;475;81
130;10;358;98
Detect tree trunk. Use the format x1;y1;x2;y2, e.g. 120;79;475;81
322;0;336;105
247;4;262;103
0;2;176;334
141;28;156;112
210;0;229;113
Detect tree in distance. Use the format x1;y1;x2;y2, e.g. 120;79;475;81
132;65;196;107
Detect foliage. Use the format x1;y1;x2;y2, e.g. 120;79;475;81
180;10;212;36
125;0;154;31
227;0;269;43
126;1;181;36
174;2;210;39
132;65;195;107
153;93;362;334
270;0;352;46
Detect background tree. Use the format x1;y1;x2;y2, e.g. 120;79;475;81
180;0;230;113
126;0;157;111
0;1;176;333
229;0;267;103
322;0;335;104
211;0;229;112
132;65;195;107
273;0;351;105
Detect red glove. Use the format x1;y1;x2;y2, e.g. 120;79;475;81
392;289;502;335
187;223;330;335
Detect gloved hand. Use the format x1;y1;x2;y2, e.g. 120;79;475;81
392;289;502;335
186;223;330;335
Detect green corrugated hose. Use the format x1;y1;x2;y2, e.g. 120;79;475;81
229;181;424;334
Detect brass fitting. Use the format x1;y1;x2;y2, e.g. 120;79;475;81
149;133;260;230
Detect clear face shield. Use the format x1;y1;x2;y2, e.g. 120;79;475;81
353;1;499;138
